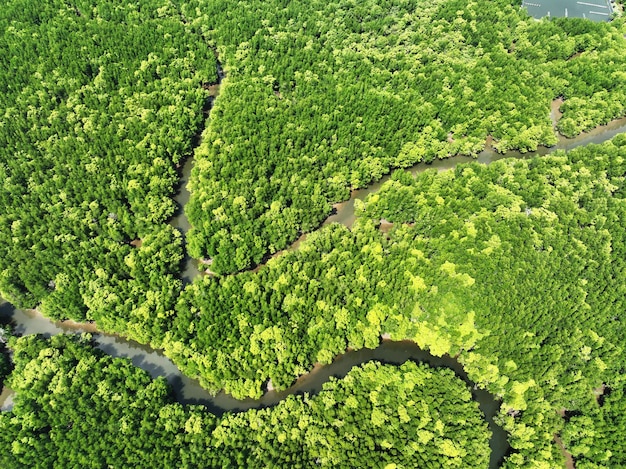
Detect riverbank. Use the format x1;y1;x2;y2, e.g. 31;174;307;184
233;116;626;276
0;302;510;469
170;57;225;284
2;113;625;468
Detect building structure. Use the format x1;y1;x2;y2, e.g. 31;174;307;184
522;0;615;21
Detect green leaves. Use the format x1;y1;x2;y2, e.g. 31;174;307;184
170;133;626;466
1;336;491;468
0;0;216;338
185;0;626;271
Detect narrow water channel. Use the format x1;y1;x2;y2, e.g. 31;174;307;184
2;84;625;467
171;154;202;284
0;301;212;408
170;59;225;284
323;116;626;229
0;300;507;468
250;116;626;265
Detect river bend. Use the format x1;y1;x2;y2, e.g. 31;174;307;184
2;90;626;468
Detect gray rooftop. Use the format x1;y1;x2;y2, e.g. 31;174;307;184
522;0;615;21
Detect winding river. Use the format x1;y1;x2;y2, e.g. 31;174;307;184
0;301;508;468
171;59;225;284
322;115;626;229
2;77;626;469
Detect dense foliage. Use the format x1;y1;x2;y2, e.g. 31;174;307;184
0;334;208;468
211;361;490;468
361;138;626;467
0;0;216;344
2;1;626;467
184;0;626;272
0;344;9;388
0;335;490;468
561;378;626;468
166;134;626;467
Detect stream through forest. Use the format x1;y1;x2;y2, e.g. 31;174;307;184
170;59;226;284
0;301;509;468
2;80;626;468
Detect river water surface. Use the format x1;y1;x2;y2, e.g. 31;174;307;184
2;103;626;466
0;300;508;468
323;116;626;228
170;59;225;284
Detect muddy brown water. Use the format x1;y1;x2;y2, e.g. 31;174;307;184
0;300;508;468
170;59;224;284
322;117;626;229
3;96;625;467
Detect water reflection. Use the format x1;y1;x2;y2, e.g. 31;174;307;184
0;301;214;407
170;59;224;285
0;387;14;411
